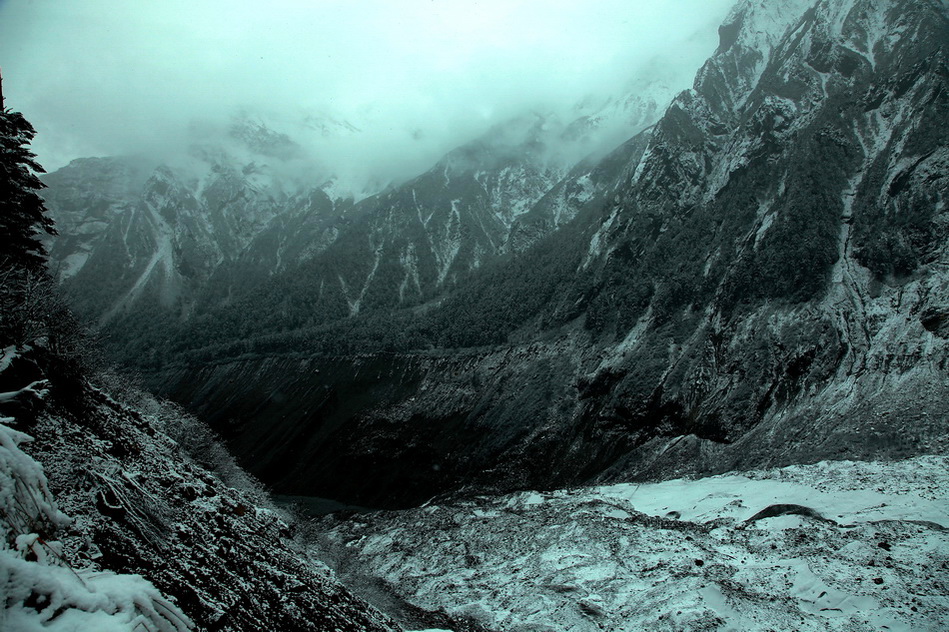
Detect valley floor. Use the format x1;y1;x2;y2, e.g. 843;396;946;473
317;455;949;632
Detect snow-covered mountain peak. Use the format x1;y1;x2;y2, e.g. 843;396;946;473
300;110;364;137
227;113;304;161
719;0;819;52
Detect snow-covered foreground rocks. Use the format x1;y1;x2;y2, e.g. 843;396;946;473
0;419;192;631
0;343;396;631
318;456;949;632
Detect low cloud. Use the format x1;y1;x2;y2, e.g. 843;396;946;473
0;0;735;186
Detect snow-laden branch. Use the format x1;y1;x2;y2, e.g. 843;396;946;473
0;346;18;374
0;379;50;404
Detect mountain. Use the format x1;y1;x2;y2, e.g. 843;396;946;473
42;83;672;362
196;112;612;331
45;0;948;512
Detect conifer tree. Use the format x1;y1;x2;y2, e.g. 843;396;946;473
0;70;57;272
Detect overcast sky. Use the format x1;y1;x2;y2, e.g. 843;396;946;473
0;0;735;185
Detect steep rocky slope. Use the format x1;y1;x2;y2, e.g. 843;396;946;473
0;344;397;631
1;415;193;632
153;0;949;509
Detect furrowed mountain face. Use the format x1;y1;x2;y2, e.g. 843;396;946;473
524;0;949;479
206;114;575;331
43;89;670;360
40;110;363;324
147;0;949;510
46;0;948;511
43;154;288;322
203;114;596;332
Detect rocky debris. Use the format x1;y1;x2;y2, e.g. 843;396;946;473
2;345;397;632
316;456;949;632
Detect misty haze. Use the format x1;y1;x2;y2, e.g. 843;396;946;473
0;0;732;193
0;1;947;631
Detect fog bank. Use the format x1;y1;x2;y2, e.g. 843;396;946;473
0;0;735;186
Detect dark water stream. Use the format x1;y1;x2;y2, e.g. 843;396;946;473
272;494;372;517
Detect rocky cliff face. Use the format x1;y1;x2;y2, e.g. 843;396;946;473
49;0;949;509
564;0;949;478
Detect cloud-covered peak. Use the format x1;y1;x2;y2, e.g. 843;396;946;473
0;0;737;189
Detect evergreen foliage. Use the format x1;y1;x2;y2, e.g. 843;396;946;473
0;97;94;409
0;105;56;272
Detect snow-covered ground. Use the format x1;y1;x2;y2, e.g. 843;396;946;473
319;455;949;631
0;379;192;631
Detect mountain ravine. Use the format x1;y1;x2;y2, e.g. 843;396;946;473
46;0;949;509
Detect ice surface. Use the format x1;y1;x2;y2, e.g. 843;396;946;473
321;455;949;632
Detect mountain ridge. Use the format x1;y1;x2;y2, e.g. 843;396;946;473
43;0;949;509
